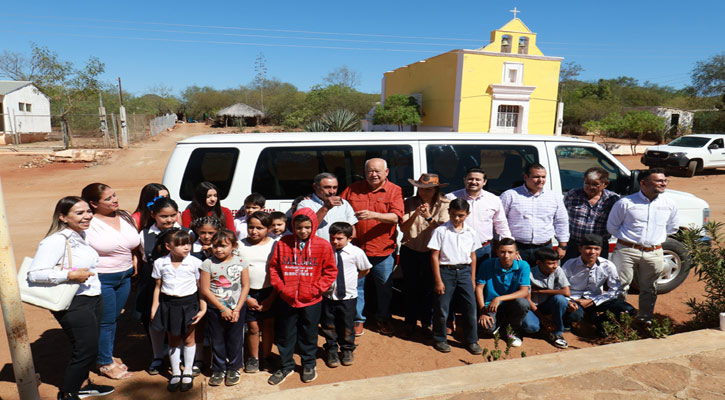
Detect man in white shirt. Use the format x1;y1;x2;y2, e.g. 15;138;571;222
606;168;679;323
298;172;358;242
445;167;511;264
562;234;635;336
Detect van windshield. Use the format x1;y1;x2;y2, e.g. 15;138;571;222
252;145;415;199
668;137;710;148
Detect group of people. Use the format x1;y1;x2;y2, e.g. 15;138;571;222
26;156;678;399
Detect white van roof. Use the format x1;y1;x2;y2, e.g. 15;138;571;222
178;132;593;145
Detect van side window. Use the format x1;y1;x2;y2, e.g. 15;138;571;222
180;148;240;201
555;146;625;194
252;145;414;199
426;144;538;195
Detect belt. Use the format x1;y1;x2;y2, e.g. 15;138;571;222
440;264;469;270
515;240;552;249
481;240;491;247
617;239;662;252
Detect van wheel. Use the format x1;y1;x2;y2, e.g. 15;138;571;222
686;160;698;177
656;238;691;294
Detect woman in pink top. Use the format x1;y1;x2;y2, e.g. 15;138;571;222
82;183;140;380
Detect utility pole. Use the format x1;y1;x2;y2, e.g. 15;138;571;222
0;178;40;400
118;78;129;148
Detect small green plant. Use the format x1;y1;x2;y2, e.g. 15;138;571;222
678;221;725;329
648;317;673;339
482;326;515;362
602;311;640;342
521;351;527;358
304;108;360;132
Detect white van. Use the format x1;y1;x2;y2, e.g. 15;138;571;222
163;132;710;294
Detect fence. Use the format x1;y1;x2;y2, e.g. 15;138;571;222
0;112;177;148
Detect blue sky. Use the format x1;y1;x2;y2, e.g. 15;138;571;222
0;0;723;96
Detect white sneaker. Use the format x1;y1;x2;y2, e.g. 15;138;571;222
507;333;523;347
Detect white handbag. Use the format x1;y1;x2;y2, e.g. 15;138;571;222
17;237;80;312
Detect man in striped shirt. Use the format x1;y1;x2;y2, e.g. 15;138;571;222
500;163;569;267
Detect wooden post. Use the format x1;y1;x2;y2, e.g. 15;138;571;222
110;114;120;149
0;178;40;399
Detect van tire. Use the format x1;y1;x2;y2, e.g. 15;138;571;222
686;160;698;177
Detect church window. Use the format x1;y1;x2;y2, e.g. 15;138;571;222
501;35;512;53
518;37;529;54
497;105;520;128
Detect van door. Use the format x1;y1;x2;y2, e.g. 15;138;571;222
545;142;630;196
421;141;544;195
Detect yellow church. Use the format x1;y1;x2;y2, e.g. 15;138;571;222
370;15;562;134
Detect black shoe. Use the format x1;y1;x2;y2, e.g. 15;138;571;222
326;351;340;368
301;366;317;383
77;383;114;399
341;350;354;366
208;370;225;386
466;342;483;355
148;358;164;375
433;341;451;353
167;375;182;392
180;374;194;392
225;369;241;386
245;357;259;373
268;369;292;385
192;361;202;377
58;392;80;400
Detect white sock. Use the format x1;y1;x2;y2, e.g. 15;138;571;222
150;329;166;359
183;344;196;375
169;346;182;377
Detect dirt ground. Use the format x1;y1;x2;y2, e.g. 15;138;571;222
0;126;718;399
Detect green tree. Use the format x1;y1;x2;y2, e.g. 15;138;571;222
690;53;725;97
373;94;422;131
322;66;360;89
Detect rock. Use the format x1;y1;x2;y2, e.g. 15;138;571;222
688;350;725;375
49;149;111;163
624;362;690;394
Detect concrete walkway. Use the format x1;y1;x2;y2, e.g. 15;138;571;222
223;329;725;400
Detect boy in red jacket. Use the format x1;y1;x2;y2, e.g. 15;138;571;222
268;207;336;385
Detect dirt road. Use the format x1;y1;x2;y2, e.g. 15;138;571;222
0;127;717;399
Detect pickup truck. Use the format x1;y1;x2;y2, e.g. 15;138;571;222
642;134;725;177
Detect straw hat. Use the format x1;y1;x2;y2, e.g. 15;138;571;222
408;173;449;188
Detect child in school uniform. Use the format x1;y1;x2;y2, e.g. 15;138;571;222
234;193;265;240
137;197;185;375
527;247;570;349
267;207;337;385
268;211;287;240
200;229;250;387
428;198;482;355
320;222;372;368
150;229;206;392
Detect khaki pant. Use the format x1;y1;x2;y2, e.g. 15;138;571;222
611;244;664;320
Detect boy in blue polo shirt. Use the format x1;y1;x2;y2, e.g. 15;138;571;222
475;237;539;347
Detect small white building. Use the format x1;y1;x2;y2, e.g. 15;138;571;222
0;81;52;138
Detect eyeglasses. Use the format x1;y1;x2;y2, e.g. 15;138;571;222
583;181;604;188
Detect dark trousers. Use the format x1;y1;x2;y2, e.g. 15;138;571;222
275;300;322;371
206;306;247;372
562;239;610;264
565;298;636;333
517;242;553;269
433;266;478;344
52;295;103;395
482;298;532;334
320;297;356;352
400;246;434;327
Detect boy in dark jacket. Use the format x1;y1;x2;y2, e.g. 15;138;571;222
268;207;337;385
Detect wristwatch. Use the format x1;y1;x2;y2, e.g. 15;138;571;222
425;216;433;222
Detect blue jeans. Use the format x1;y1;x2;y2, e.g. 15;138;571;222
535;294;568;335
97;267;134;365
356;254;394;323
475;243;492;266
433;265;478;344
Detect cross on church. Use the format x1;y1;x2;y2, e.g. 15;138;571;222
509;7;520;19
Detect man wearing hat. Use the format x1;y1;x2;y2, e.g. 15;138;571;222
445;167;512;265
561;234;636;336
399;173;451;337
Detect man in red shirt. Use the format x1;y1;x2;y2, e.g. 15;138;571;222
341;158;404;336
